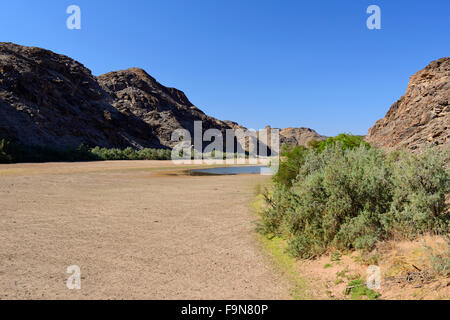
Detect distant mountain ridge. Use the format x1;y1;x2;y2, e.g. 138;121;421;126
0;42;325;151
279;127;326;147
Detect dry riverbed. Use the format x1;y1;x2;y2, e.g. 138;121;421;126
0;161;290;299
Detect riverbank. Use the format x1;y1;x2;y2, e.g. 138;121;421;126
253;190;450;300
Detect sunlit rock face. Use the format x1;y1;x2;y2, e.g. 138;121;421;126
366;58;449;152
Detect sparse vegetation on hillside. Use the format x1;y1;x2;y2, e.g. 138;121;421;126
259;135;450;259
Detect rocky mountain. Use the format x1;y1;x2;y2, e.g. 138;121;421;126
257;126;326;152
279;127;326;147
366;58;449;151
0;42;324;152
97;68;234;148
0;42;239;150
0;42;163;149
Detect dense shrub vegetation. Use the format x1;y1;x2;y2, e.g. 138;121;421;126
0;138;172;163
260;135;450;259
0;138;248;163
90;146;172;161
274;134;370;187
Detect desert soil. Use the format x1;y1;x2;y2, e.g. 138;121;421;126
0;161;290;300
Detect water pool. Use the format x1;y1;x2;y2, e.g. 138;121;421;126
190;166;272;175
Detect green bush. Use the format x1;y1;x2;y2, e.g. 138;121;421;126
275;134;370;187
89;146;172;161
273;145;308;187
0;139;99;163
308;133;370;153
261;143;450;259
430;236;450;277
345;279;381;300
0;138;173;163
0;137;244;164
0;139;14;163
385;148;450;237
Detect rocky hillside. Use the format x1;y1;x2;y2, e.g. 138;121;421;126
97;68;234;148
366;58;449;151
258;126;326;151
0;42;164;149
0;42;236;149
280;127;326;147
0;42;323;151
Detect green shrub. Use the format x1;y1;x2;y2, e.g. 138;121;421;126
0;139;242;163
0;138;173;163
288;145;391;255
260;143;450;259
308;133;370;153
430;242;450;277
345;279;381;300
330;252;342;262
384;148;450;238
0;139;99;163
0;139;14;163
274;134;370;187
260;184;292;236
273;145;308;187
86;146;172;161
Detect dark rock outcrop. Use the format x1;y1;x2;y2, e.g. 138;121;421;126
0;42;324;151
97;68;236;148
0;42;164;149
366;58;449;151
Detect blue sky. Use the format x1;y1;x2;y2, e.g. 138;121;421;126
0;1;448;136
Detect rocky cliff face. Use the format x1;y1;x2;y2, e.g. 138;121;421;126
97;68;235;148
279;127;326;147
258;126;326;151
0;42;163;149
366;58;449;151
0;42;323;151
0;43;239;149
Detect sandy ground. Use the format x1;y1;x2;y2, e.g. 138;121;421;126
287;236;449;300
0;161;290;300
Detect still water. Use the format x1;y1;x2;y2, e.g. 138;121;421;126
190;166;272;175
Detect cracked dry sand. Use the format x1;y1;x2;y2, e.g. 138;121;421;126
0;161;290;299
